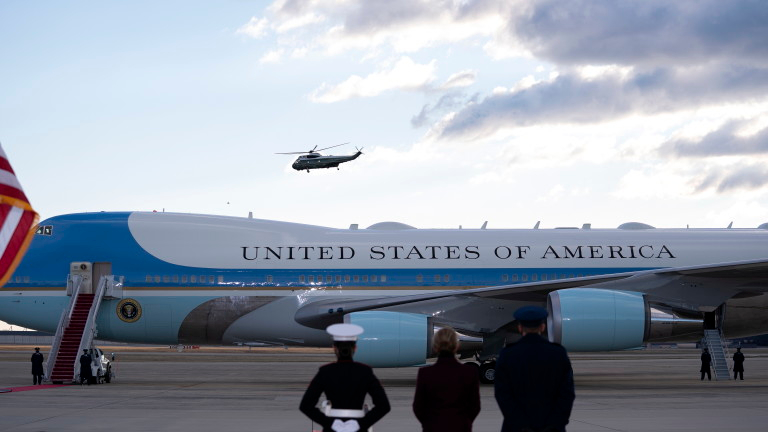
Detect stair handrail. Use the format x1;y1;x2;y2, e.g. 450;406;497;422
718;327;732;376
45;274;83;381
704;329;730;380
74;275;108;381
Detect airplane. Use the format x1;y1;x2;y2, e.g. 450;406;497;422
1;212;768;383
277;143;363;172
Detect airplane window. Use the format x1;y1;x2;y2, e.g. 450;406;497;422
208;276;214;283
443;274;449;282
172;275;179;283
200;276;206;283
15;276;21;282
434;274;441;282
23;276;29;283
308;275;314;283
266;275;273;283
181;275;188;283
502;274;509;282
542;274;548;281
146;275;152;283
551;274;557;280
218;276;224;284
154;276;161;283
371;275;378;282
362;275;369;282
560;274;566;279
299;275;306;283
512;274;519;282
416;274;423;283
335;275;341;283
577;274;583;278
521;274;528;282
381;275;387;282
344;275;350;282
325;275;332;283
532;274;538;281
353;275;359;282
570;273;575;278
190;275;197;283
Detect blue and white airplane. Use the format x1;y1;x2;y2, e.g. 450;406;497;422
1;211;768;380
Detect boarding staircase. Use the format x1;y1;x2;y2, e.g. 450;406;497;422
703;328;731;381
46;273;116;383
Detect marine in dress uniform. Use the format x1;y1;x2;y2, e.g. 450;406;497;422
31;347;44;385
733;347;745;380
494;306;575;432
300;323;391;432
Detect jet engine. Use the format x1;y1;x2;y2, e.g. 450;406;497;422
345;311;431;367
547;288;703;351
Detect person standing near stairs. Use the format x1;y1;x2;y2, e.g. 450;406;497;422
733;348;745;380
700;348;712;381
79;349;93;385
31;347;44;385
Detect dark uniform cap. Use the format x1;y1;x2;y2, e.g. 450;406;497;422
514;305;548;327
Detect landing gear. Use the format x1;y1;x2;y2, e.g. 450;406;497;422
479;361;496;384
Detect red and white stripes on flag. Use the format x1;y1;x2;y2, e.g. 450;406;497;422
0;145;38;287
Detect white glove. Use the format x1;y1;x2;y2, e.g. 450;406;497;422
331;419;359;432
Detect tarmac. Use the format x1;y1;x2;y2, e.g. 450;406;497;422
1;346;768;432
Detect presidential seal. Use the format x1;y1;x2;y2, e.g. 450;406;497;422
116;298;142;323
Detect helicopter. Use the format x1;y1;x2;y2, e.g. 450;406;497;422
276;142;363;173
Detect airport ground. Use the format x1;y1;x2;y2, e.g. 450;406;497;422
1;346;768;432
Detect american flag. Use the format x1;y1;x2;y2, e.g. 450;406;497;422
0;144;38;286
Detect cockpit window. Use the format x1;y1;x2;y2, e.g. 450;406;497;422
36;225;53;236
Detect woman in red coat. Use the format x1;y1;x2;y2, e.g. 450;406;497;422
413;327;481;432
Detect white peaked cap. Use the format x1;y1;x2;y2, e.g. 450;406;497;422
326;323;364;342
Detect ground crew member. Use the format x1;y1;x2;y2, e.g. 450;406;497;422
31;347;44;385
300;323;390;432
495;306;575;432
733;347;745;380
79;349;92;385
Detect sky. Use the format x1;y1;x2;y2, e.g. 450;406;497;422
2;0;768;231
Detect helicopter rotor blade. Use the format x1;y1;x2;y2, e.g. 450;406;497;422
275;151;310;155
314;142;350;153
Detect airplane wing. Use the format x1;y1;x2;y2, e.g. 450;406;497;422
295;258;768;331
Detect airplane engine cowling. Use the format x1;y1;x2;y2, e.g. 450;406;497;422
547;288;646;351
345;311;430;367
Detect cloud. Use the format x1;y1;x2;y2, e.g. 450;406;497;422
694;164;768;193
437;65;768;140
509;0;768;66
238;17;270;39
661;120;768;158
309;57;436;103
439;70;476;90
412;92;479;128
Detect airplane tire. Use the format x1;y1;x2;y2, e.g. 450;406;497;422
479;361;496;384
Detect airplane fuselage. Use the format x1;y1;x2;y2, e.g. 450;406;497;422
1;212;767;352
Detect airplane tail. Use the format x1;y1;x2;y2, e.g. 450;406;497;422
0;143;39;286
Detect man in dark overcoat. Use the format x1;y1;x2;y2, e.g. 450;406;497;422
300;324;390;432
79;349;93;385
31;347;44;385
700;348;712;381
733;347;745;380
495;306;575;432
